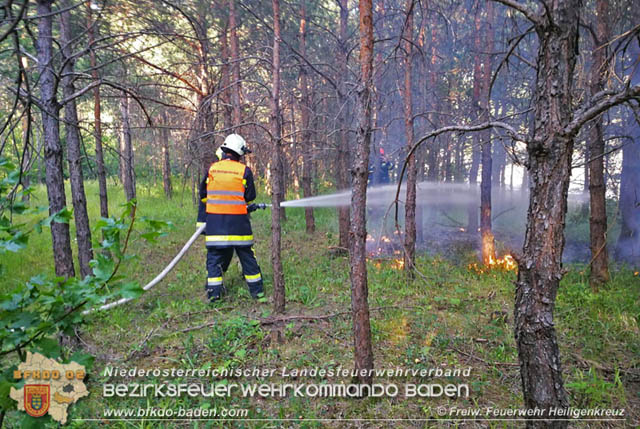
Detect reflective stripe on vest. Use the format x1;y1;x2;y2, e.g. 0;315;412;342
206;235;254;246
207;190;244;196
206;199;246;205
206;160;247;215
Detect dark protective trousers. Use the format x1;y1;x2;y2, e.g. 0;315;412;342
206;246;264;300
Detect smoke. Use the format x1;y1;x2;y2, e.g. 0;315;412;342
281;182;594;263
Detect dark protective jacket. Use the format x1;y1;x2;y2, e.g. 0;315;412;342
197;157;256;247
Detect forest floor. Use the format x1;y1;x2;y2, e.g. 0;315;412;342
1;182;639;428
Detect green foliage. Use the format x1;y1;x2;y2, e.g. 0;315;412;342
566;368;626;408
0;157;31;271
1;179;638;426
0;164;172;419
139;216;174;243
557;269;640;357
206;316;264;366
38;206;74;229
0;200;171;356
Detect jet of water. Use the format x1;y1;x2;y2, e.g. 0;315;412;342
280;182;481;208
279;181;588;208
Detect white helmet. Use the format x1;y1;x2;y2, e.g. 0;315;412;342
221;133;251;156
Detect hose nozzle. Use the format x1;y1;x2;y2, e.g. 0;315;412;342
247;203;271;212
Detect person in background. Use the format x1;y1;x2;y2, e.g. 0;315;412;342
196;134;264;302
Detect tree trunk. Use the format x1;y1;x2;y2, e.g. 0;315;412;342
60;3;93;278
491;100;507;187
337;0;351;249
587;0;610;289
454;138;464;182
189;94;217;174
402;0;416;275
480;2;495;265
270;0;285;314
415;23;428;244
119;93;136;202
588;119;609;288
87;1;108;218
220;19;233;130
37;0;75;278
583;142;590;193
423;18;439;234
615;137;640;266
492;140;507;187
161;111;172;199
467;9;482;232
350;0;374;386
514;2;579;425
298;0;315;234
229;0;242;128
443;139;452;182
279;149;287;221
480;135;495;264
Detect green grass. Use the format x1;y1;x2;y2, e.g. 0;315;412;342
1;180;639;428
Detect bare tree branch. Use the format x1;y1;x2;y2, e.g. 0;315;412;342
59;79;101;105
491;0;542;26
394;121;526;223
0;0;28;45
239;0;339;92
122;51;204;96
565;84;640;137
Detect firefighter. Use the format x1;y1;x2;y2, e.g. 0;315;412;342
196;134;264;302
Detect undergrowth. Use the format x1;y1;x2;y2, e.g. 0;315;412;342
1;181;638;428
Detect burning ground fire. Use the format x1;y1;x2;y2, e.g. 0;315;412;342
367;234;405;270
370;257;405;271
390;258;405;270
366;232;516;274
468;254;517;273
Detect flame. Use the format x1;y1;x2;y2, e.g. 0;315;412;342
489;254;518;271
366;232;402;259
458;227;466;232
391;258;405;270
368;258;402;270
468;254;517;273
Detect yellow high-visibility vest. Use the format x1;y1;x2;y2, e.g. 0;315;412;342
206;159;247;215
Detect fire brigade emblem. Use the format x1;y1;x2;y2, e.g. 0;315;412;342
10;352;88;424
24;384;50;417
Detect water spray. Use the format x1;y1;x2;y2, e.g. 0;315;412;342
278;182;588;209
279;182;481;208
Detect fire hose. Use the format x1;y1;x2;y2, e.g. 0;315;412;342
83;203;271;315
